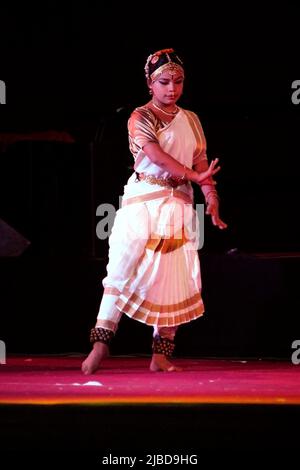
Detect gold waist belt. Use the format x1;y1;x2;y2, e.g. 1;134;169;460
136;172;188;189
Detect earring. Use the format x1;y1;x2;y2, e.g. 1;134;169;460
149;88;153;95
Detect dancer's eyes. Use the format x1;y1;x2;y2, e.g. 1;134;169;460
158;79;184;85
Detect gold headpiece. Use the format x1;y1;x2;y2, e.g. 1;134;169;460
144;48;184;81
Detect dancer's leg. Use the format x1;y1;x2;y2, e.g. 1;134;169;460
81;325;117;375
82;203;150;374
81;291;124;375
150;326;182;372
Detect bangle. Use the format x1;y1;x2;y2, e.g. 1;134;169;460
205;190;220;205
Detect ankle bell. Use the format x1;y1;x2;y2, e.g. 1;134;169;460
90;327;114;345
152;335;175;357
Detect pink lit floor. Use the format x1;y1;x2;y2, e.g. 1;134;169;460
1;355;300;405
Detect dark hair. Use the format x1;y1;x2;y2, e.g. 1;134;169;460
145;48;184;79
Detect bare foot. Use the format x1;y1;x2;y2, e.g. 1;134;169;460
81;342;109;375
150;353;182;372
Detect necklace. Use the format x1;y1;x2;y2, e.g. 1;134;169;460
152;102;179;116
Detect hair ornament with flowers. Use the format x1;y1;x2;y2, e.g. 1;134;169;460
144;48;184;80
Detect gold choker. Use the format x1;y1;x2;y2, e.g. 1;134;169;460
152;102;179;116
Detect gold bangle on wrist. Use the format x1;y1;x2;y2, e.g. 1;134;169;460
205;191;220;205
181;165;187;180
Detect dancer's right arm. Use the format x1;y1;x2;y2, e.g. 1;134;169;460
143;142;220;184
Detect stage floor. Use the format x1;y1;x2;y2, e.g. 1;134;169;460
1;355;300;455
1;355;300;405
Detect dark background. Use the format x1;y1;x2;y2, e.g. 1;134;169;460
0;4;299;358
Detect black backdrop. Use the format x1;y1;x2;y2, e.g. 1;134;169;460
1;5;299;357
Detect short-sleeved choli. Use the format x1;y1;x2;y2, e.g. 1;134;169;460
128;107;161;159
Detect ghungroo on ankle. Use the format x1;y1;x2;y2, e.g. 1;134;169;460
152;336;175;357
90;327;114;345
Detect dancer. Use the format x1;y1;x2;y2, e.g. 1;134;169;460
82;48;227;374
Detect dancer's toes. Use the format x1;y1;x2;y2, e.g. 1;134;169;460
81;353;99;375
81;342;108;375
166;365;182;372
